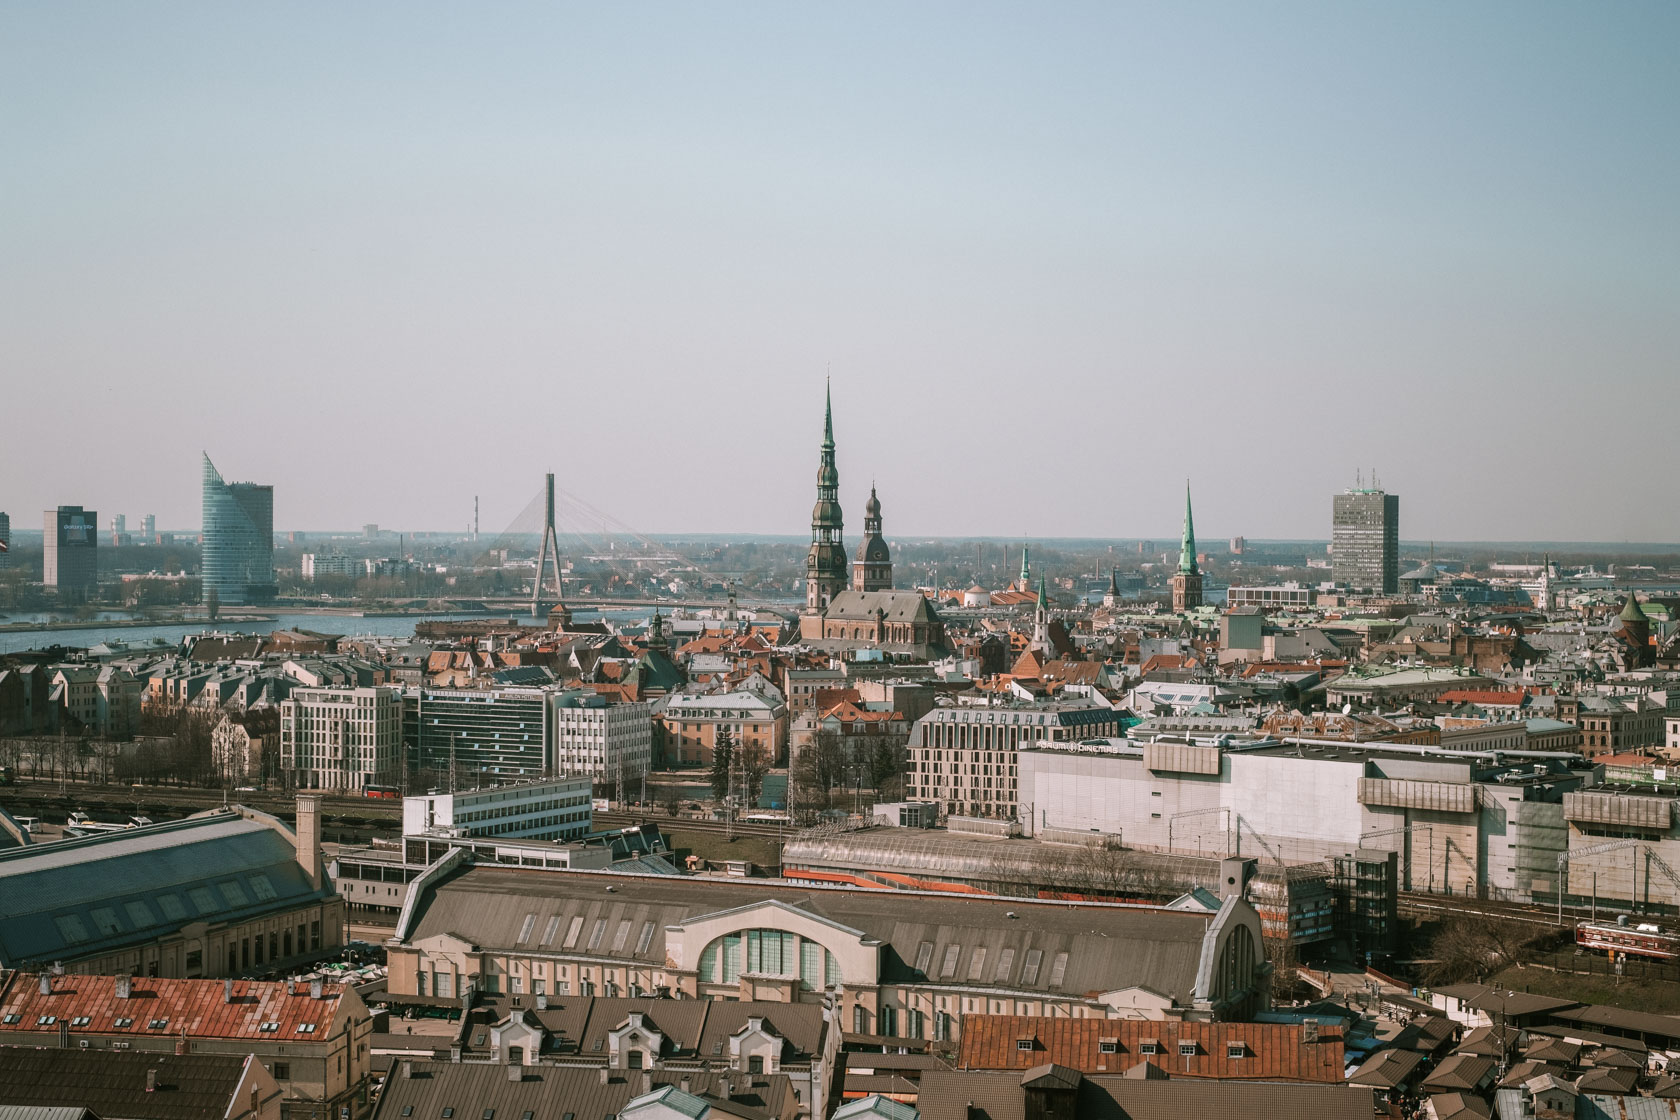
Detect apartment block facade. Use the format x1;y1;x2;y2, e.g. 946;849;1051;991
279;686;403;792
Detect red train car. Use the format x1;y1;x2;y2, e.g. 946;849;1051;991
1576;917;1680;961
363;784;402;799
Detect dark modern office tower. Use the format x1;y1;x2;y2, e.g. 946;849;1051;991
201;453;277;605
43;506;98;600
0;511;9;569
1332;487;1400;593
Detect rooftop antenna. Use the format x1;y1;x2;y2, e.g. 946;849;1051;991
530;472;565;619
1356;468;1363;488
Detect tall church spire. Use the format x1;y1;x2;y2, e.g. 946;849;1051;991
1171;480;1204;612
823;377;834;450
1179;481;1198;575
806;381;846;613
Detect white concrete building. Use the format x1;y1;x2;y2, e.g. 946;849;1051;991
1016;739;1587;902
401;775;594;842
550;692;654;793
300;553;360;580
278;686;403;792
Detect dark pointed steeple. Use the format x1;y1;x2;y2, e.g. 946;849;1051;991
823;377;834;450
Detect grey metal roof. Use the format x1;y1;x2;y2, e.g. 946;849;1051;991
405;865;1218;1005
913;1070;1375;1120
833;1095;922;1120
0;1050;250;1120
371;1063;794;1120
0;810;335;968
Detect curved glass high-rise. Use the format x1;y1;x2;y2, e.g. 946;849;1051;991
202;454;276;605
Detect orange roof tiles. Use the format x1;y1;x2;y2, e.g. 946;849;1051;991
1439;690;1526;706
957;1015;1343;1083
0;973;348;1041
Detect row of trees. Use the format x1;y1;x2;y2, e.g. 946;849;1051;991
709;726;771;808
0;704;280;789
789;730;906;820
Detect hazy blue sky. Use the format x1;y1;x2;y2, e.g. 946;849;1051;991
3;3;1676;543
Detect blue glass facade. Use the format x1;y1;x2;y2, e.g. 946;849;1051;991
201;454;276;605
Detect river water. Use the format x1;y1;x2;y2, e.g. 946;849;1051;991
0;608;651;655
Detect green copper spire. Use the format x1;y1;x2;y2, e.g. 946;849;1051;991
1179;481;1198;575
1020;544;1031;584
823;376;834;450
1036;575;1048;609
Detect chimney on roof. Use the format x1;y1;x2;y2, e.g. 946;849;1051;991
224;977;234;1004
506;1062;523;1083
309;977;324;1000
146;1069;157;1093
294;794;323;891
639;1070;651;1096
38;974;51;996
680;1078;691;1094
536;994;548;1011
116;974;131;1000
598;1067;610;1085
402;1061;415;1080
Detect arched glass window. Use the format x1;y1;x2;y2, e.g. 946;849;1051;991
700;929;841;989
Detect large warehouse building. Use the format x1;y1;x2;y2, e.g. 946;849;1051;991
387;863;1270;1039
0;798;344;978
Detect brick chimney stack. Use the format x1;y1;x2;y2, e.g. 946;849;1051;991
295;794;323;890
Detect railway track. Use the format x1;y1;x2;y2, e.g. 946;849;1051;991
1398;892;1566;928
0;783;399;844
595;811;792;841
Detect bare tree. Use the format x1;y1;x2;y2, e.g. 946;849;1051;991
738;741;770;809
1422;914;1542;985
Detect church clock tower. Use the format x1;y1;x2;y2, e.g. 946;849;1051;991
851;485;893;591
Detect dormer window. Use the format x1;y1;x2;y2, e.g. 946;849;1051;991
1140;1040;1159;1056
1227;1042;1246;1059
1099;1039;1118;1054
1016;1038;1035;1052
1179;1041;1197;1057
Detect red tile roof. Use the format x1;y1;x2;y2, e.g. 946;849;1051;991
1439;690;1526;706
956;1015;1343;1083
0;973;349;1041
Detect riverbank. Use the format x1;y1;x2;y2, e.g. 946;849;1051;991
0;613;276;634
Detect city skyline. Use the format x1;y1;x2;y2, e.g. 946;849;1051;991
3;3;1677;540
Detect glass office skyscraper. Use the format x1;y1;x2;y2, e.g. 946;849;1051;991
202;454;276;605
